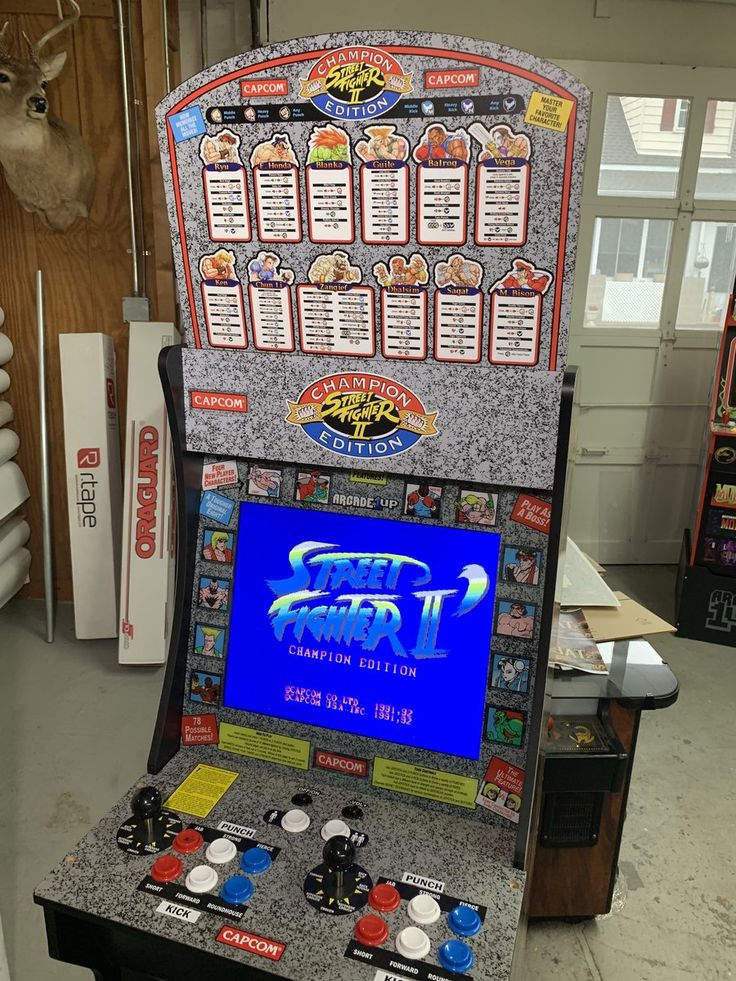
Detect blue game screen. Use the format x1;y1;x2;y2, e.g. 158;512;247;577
224;503;501;759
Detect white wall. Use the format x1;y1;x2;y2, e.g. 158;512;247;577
266;0;736;69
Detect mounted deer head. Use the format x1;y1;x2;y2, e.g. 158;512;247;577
0;1;95;231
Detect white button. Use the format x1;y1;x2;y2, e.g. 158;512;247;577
185;864;218;894
321;819;351;841
281;808;311;833
407;893;441;925
396;926;431;960
205;837;237;864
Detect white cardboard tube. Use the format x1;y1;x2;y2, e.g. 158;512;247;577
0;332;12;366
0;515;29;566
0;429;19;466
0;461;30;522
0;546;31;609
0;370;8;394
0;402;12;428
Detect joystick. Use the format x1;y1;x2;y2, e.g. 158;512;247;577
303;834;372;916
116;786;182;856
322;835;355;900
132;787;162;839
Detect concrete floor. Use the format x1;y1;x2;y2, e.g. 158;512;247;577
0;566;734;980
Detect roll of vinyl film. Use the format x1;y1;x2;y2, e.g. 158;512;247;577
0;332;12;366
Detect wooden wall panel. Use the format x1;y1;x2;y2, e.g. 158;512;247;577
0;0;175;601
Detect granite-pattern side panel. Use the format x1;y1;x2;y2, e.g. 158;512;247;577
183;349;563;488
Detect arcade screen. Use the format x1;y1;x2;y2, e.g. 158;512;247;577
224;503;500;759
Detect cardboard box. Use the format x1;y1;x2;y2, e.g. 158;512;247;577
582;592;675;642
119;323;180;665
59;333;123;638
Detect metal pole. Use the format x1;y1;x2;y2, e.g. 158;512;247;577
200;0;208;71
127;0;148;301
115;0;140;296
36;269;55;644
161;0;171;93
250;0;262;48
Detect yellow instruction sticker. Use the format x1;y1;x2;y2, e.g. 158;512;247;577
219;722;310;770
164;764;238;818
372;758;478;809
349;471;388;486
524;92;574;132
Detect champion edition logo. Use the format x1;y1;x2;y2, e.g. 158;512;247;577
299;46;413;120
285;372;438;460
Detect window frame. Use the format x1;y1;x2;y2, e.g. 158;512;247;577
561;62;736;345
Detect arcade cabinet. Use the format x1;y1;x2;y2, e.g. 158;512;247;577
34;32;589;980
678;280;736;644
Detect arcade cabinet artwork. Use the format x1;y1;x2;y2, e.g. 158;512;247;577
678;281;736;645
34;33;589;980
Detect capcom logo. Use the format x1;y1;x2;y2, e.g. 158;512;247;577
299;46;413;120
285;371;438;460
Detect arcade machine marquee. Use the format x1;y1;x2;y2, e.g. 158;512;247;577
34;32;589;981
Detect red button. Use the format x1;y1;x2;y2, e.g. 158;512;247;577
355;914;389;947
151;855;183;883
172;829;204;855
368;883;401;913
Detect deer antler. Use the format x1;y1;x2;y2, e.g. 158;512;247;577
22;0;80;64
0;22;11;58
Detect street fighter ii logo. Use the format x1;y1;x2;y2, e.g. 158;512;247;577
285;372;438;459
267;541;491;658
299;46;413;120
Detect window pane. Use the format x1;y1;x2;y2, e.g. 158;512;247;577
695;100;736;201
598;96;689;199
585;218;673;327
676;222;736;330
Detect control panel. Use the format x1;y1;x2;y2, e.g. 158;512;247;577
117;777;504;980
37;754;524;981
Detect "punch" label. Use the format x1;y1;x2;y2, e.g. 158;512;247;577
401;872;446;893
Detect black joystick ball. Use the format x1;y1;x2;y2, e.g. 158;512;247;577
132;786;162;821
116;786;181;855
323;834;356;872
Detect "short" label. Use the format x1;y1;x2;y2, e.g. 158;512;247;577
216;926;286;960
156;901;201;923
314;749;369;778
401;872;446;893
191;390;248;413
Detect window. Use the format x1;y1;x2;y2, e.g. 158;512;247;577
676;222;736;330
695;100;736;201
584;82;736;334
598;95;689;199
674;99;689;132
585;218;672;327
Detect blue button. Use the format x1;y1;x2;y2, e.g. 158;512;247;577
439;939;474;974
220;874;254;906
448;905;482;937
241;846;273;874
